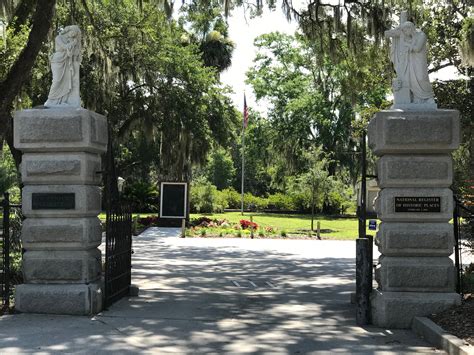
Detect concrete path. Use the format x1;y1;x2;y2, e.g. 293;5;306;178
0;228;445;354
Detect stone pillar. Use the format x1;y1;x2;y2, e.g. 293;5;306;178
14;108;107;315
368;109;461;328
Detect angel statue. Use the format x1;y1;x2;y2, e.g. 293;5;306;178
385;11;437;109
44;25;82;108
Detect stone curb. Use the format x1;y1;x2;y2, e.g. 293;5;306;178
412;317;474;355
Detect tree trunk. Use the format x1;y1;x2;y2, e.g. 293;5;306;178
0;0;56;168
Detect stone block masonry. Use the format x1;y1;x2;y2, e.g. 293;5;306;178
369;109;461;328
14;108;107;315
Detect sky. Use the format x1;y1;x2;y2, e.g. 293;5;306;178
220;6;298;113
218;4;460;114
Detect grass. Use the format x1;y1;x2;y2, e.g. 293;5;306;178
190;212;377;240
97;211;378;240
98;212;156;222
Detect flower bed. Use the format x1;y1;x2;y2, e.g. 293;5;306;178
185;217;318;239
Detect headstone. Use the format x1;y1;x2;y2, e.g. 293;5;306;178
369;11;461;328
14;26;106;315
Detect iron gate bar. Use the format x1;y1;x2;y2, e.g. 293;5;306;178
104;207;132;308
355;131;373;325
1;193;10;311
453;197;474;295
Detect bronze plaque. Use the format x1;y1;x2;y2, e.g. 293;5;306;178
394;197;441;213
32;193;75;210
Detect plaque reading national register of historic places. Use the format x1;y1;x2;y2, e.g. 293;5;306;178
32;193;76;210
394;197;441;213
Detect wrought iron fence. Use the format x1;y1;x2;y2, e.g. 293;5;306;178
104;206;132;308
103;126;133;308
0;192;22;313
453;196;474;295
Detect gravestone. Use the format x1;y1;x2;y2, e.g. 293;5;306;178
368;11;461;328
14;27;107;315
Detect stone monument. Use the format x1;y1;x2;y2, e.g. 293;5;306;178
369;12;461;328
14;26;107;315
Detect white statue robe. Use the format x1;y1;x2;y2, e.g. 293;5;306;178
45;34;81;107
388;28;434;102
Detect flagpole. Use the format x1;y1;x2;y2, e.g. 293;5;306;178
241;111;245;216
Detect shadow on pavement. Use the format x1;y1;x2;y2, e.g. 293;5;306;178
0;228;440;354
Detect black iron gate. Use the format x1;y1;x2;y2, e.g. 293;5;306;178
0;192;22;313
103;126;133;308
104;207;132;308
453;197;474;295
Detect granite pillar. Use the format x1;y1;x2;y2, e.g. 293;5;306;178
14;108;107;315
368;109;461;328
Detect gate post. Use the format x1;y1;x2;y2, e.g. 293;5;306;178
368;109;461;328
13;108;107;315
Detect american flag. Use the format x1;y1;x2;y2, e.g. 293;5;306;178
243;94;249;128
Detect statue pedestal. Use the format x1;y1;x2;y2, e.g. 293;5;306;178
14;108;107;315
368;109;461;328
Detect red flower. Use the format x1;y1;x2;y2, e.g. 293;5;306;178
240;219;258;230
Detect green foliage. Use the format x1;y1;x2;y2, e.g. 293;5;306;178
190;175;353;214
8;1;239;188
123;181;159;212
326;177;355;214
267;193;294;211
433;79;473;200
246;32;384;189
190;177;220;213
219;187;241;209
0;144;18;194
206;148;236;189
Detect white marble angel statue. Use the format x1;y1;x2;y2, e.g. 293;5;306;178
385;11;436;109
44;25;82;108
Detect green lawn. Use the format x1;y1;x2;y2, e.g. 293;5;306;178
190;212;377;240
98;211;378;240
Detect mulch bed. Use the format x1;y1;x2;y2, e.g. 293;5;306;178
430;294;474;346
186;234;323;240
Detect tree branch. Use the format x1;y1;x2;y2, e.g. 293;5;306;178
428;61;454;74
0;0;56;166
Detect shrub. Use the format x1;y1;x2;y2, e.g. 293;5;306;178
190;177;217;213
123;181;159;212
240;219;258;230
219;188;241;209
244;193;268;211
267;193;295;210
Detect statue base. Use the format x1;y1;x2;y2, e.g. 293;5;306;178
392;103;438;111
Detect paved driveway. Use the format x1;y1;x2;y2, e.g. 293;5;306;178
0;227;444;354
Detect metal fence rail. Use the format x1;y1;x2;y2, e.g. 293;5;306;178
1;192;22;313
104;207;133;308
453;196;474;295
1;194;10;311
